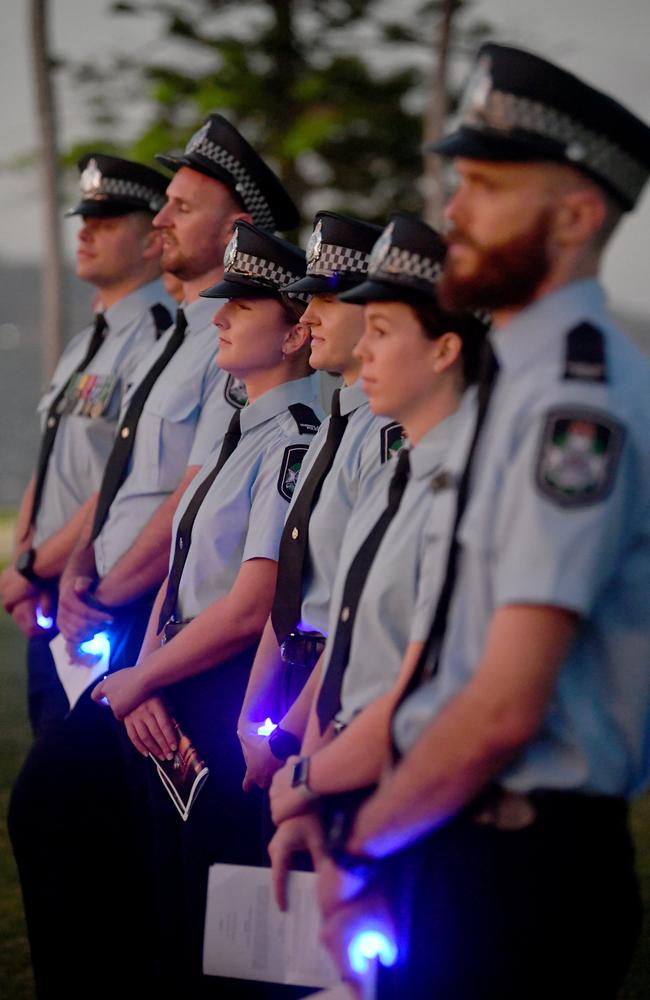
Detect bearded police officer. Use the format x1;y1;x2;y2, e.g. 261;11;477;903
319;44;650;1000
0;154;172;736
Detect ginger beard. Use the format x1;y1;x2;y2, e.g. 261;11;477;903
439;207;553;313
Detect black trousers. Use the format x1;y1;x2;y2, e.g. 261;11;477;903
374;793;641;1000
8;594;155;1000
26;631;69;738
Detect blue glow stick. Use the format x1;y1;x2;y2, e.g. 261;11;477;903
35;605;54;630
79;631;111;659
348;926;398;975
257;717;278;737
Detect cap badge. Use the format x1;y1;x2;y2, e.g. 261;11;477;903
462;54;493;122
368;221;394;273
224;230;238;271
306;219;323;267
186;120;211;154
80;158;103;198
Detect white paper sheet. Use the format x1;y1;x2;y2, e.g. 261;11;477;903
203;864;339;989
50;632;109;710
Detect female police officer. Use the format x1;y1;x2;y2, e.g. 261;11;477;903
93;220;322;994
237;211;406;793
267;214;487;905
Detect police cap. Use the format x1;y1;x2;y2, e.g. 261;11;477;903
156;113;299;232
284;212;384;295
429;42;650;211
66;154;169;218
199;220;307;302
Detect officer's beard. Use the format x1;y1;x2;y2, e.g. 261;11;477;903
438;209;552;313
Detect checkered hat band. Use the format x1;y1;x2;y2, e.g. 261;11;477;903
227;250;300;289
464;88;646;205
308;242;370;277
86;178;166;211
187;136;276;230
370;246;442;284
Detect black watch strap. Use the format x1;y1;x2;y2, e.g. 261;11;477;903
268;725;301;761
15;547;43;585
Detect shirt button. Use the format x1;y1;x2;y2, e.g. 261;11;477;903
292;527;299;540
341;607;350;622
121;427;130;438
47;417;56;428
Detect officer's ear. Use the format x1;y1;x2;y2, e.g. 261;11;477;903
552;185;608;250
281;320;311;359
430;331;463;376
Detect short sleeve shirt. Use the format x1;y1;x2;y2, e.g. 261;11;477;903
321;395;476;727
393;279;650;798
174;376;324;620
289;379;405;634
33;278;173;546
94;295;246;576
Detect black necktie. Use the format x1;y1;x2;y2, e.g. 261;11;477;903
30;312;108;527
157;408;242;632
395;341;500;716
90;308;188;541
271;388;349;645
316;448;411;732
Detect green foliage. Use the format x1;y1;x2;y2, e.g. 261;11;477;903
60;0;490;226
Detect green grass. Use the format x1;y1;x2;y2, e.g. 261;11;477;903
0;604;648;997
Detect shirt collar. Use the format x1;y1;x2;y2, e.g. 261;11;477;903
490;278;608;376
241;375;319;433
183;295;222;335
339;378;369;416
103;278;172;335
409;387;477;481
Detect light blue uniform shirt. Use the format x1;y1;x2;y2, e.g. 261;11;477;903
33;278;172;546
94;295;244;576
321;394;475;728
173;376;324;621
288;379;404;635
394;279;650;798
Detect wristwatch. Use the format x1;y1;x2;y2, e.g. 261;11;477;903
268;725;301;762
290;756;317;800
15;548;43;585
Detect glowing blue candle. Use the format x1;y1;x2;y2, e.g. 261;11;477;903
257;717;278;737
79;631;111;659
35;605;54;630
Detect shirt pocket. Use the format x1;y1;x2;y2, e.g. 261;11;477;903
139;387;200;493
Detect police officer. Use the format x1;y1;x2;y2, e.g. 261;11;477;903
267;216;487;903
236;212;406;793
318;44;650;1000
94;221;322;995
0;154;172;736
8;117;299;1000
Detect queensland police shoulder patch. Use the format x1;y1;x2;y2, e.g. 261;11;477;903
225;374;247;409
278;445;309;501
535;407;624;507
380;422;406;464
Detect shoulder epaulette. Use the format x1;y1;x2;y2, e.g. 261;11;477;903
150;303;173;340
287;403;321;435
563;321;607;383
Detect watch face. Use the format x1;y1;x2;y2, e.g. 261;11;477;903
291;757;309;788
16;549;35;574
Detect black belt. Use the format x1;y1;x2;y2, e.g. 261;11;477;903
279;631;325;669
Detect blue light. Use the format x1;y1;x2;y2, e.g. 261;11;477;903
348;927;398;975
35;605;54;630
257;717;278;737
79;631;111;659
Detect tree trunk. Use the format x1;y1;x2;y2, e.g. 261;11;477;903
422;0;455;229
30;0;63;382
